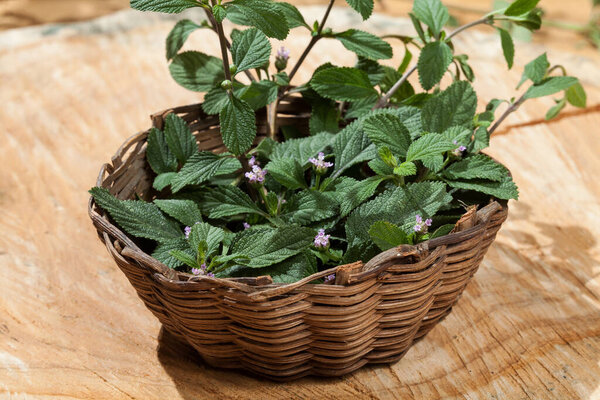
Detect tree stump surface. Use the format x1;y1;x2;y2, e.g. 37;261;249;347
0;7;599;399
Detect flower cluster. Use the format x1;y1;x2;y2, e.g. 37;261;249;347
245;156;267;184
314;229;331;249
452;140;467;157
275;46;290;71
192;263;214;278
308;152;334;174
324;273;336;283
414;215;432;234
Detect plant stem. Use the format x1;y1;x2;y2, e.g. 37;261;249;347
374;16;493;109
287;0;335;83
488;93;526;136
214;19;232;82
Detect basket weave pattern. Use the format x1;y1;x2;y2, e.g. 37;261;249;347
88;100;509;380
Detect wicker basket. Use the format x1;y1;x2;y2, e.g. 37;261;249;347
88;98;509;381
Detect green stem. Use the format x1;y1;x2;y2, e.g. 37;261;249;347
314;173;322;190
488;92;527;136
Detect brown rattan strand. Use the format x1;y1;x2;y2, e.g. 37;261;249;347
88;98;509;381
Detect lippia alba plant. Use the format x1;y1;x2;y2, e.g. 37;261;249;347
91;0;586;282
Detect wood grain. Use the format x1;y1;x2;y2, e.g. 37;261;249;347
1;7;599;399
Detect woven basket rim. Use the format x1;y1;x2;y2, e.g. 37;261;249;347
88;102;509;296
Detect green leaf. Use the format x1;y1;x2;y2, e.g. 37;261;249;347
369;221;409;250
202;185;266;219
281;190;338;224
445;175;519;200
310;100;340;134
362;113;411;158
165;20;202;60
565;82;587;108
152;238;192;268
169;51;224;92
345;0;374;20
275;2;308;28
189;222;225;258
171;152;242;192
311;67;377;102
89;187;181;242
497;27;514;69
412;0;450;36
146;127;177;174
202;86;232;115
240;80;278;110
409;13;427;43
472;126;490;153
346;181;452;247
231;28;272;73
227;0;290;40
227;251;317;283
270;131;334;163
335;176;383;217
430;224;454;239
417;41;453;91
545;99;566;120
169;250;199;269
164;113;197;164
231;226;314;268
130;0;200;13
220;95;257;155
524;76;578;99
518;53;549;87
406;133;455;170
264;158;307;189
421;80;477;132
153;172;177;191
443;154;506;181
504;0;540;16
345;95;379;119
357;57;385;85
213;4;227;22
368;157;393;176
393;161;417;177
154;199;203;226
332;120;377;176
335;30;393;60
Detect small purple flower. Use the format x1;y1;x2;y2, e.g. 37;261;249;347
414;215;432;234
276;46;290;61
248;156;258;167
192;263;211;277
275;46;290;72
452;140;467;157
308;152;334;174
314;229;331;249
243;222;251;230
245;164;267;184
184;226;192;239
324;274;335;283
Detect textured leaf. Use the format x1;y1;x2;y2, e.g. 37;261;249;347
504;0;540;16
166;19;202;60
311;67;377;102
368;157;393;176
275;2;308;28
154;199;203;226
545;98;566;120
152;238;193;268
332;120;377;176
227;0;290;40
346;181;452;247
406;133;455;170
345;0;374;20
421;80;477;132
362;113;411;158
189;222;225;258
220;95;256;155
310;100;340;134
518;53;549;87
213;4;227;22
147;127;177;174
169;51;224;92
472;126;490;153
265;159;307;189
89;187;181;242
430;224;455;239
130;0;199;13
238;80;278;110
164;113;197;164
417;41;453;90
335;176;383;217
153;172;177;191
445;175;519;200
171;152;241;192
565;82;587;108
202;185;266;219
369;221;409;250
227;251;317;283
231;28;271;73
497;28;514;69
412;0;449;36
443;154;506;181
335;30;393;60
524;77;578;99
281;190;338;224
270;132;334;163
169;250;199;268
393;161;417;177
231;226;315;268
357;58;385;86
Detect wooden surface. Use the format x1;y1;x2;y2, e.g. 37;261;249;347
1;6;600;399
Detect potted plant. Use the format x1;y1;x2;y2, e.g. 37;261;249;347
88;0;586;380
